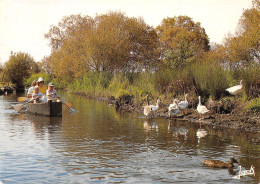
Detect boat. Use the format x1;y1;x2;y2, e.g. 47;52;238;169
26;100;62;116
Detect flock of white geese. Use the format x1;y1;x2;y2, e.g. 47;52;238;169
144;80;244;120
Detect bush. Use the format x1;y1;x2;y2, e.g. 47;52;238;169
244;97;260;113
69;71;112;97
241;65;260;99
192;62;229;100
25;73;53;88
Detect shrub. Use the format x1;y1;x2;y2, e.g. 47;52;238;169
69;71;112;97
243;97;260;113
192;62;229;100
25;73;53;88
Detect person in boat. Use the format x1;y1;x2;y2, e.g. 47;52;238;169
37;77;47;95
46;82;59;101
27;79;37;98
30;86;43;103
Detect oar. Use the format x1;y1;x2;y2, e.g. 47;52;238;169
56;95;77;113
17;97;28;102
18;96;72;107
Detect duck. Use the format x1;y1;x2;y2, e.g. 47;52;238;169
197;96;209;120
226;80;243;96
144;95;153;119
168;99;180;119
202;158;238;168
178;94;188;115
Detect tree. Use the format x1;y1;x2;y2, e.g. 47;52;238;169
4;52;37;88
156;16;210;68
38;56;53;75
224;0;260;67
45;12;159;82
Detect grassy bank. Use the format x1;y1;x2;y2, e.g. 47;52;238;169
68;63;260;113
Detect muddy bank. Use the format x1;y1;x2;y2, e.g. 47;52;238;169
112;96;260;134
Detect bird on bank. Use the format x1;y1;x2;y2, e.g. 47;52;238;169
197;96;209;120
226;80;244;96
144;95;160;119
178;94;188;115
202;158;238;168
144;95;152;119
150;99;160;112
168;99;179;119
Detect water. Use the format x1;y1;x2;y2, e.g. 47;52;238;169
0;93;259;183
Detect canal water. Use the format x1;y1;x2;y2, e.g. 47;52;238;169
0;93;259;183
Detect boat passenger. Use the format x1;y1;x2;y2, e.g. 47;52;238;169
46;82;58;101
30;86;43;103
27;79;37;98
37;77;47;94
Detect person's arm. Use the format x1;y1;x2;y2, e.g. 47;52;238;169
27;88;33;98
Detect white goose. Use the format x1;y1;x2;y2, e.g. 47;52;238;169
168;98;176;110
168;99;180;119
226;80;243;96
144;95;152;119
197;96;209;120
144;96;159;119
178;94;188;115
150;99;160;112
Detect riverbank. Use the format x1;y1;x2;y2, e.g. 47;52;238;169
93;94;260;134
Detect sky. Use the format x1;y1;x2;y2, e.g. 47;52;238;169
0;0;252;64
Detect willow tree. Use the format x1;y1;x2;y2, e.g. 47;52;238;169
156;16;210;68
45;12;159;82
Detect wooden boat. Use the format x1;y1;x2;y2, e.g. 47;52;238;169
26;100;62;116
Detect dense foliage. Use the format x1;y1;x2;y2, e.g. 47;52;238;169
3;52;39;88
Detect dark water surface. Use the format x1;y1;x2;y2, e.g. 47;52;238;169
0;93;259;183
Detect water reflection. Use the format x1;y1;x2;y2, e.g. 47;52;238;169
196;128;208;144
168;120;188;140
143;120;158;132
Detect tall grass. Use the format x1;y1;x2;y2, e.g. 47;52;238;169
191;62;229;99
66;62;259;105
69;72;112;97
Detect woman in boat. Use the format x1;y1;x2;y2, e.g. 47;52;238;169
27;80;37;98
37;77;47;95
46;82;58;101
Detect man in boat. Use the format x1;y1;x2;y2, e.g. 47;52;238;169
30;86;43;103
27;80;37;98
37;77;47;95
46;82;59;101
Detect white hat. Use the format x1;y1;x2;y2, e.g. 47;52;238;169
38;77;44;82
